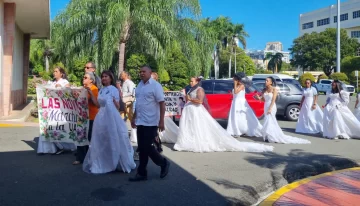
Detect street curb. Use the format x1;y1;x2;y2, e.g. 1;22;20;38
258;167;360;206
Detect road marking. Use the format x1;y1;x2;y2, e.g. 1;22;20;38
0;123;24;128
260;167;360;206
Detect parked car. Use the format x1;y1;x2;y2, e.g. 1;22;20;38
252;74;302;89
184;79;264;121
252;81;303;121
315;79;355;96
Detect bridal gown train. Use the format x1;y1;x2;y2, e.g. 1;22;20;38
174;87;274;153
261;92;311;144
227;90;262;137
295;87;323;134
83;86;136;174
130;116;178;144
323;91;360;139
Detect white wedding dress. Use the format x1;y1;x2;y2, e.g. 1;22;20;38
83;86;136;174
261;92;311;144
295;87;323;134
354;93;360;121
323;91;360;139
227;89;263;137
130;116;178;144
174;87;273;153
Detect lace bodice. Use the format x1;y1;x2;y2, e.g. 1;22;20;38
188;87;200;99
98;86;120;107
327;91;349;107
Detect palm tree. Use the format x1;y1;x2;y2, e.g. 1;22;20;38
209;16;249;50
53;0;201;75
263;52;284;73
30;40;54;72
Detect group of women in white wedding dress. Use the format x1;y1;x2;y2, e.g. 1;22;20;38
294;79;360;140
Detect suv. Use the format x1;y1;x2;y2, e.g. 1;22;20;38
252;74;302;89
315;79;355;96
185;79;264;120
252;82;303;121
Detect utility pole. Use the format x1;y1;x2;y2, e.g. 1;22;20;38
336;0;341;72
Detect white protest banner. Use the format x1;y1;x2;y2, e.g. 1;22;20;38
164;91;185;116
36;85;89;146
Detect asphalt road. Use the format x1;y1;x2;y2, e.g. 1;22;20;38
0;96;359;206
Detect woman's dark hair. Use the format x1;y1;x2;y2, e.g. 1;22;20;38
54;66;67;80
267;76;276;86
234;72;251;87
331;80;344;101
305;79;319;92
101;70;116;87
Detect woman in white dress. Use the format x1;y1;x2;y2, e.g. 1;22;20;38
130;72;179;144
227;72;263;137
174;77;274;153
295;79;323;134
83;70;136;174
37;67;76;154
255;77;311;144
354;93;360;121
323;80;360;140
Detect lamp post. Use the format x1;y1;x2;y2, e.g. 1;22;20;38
336;0;341;72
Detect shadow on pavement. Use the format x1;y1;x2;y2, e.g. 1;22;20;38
0;139;230;206
245;149;359;183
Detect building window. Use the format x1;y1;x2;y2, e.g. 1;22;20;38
334;13;349;22
341;13;348;21
351;31;360;38
357;48;360;57
317;18;330;26
302;22;313;30
354;10;360;19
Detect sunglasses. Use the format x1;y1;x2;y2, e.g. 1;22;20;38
83;76;88;79
84;67;94;69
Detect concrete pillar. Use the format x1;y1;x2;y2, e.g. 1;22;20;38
23;34;30;104
2;3;16;116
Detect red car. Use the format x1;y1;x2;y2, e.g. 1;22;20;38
184;79;264;120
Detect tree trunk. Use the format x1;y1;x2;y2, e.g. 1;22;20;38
45;56;49;72
275;63;278;73
118;21;130;75
118;42;126;74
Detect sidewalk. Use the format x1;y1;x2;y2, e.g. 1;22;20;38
260;167;360;206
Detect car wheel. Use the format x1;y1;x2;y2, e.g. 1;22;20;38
286;105;300;121
350;93;354;96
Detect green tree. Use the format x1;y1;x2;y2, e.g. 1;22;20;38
289;28;360;75
52;0;201;75
263;52;283;73
218;47;256;78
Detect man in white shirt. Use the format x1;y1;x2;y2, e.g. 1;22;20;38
119;71;135;121
129;66;170;181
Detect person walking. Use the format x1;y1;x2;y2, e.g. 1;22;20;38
129;66;170;181
119;71;135;121
84;61;102;89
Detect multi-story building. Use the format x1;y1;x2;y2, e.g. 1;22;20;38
245;42;291;69
0;0;50;117
299;0;360;42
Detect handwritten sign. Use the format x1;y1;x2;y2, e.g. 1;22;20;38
36;85;89;146
164;91;185;116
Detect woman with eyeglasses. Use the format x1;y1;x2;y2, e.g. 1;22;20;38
255;77;311;144
83;70;136;174
72;72;99;165
295;79;323;134
323;80;360;139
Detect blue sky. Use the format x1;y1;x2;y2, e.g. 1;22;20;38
51;0;347;51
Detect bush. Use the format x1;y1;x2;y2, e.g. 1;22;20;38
39;71;52;81
67;74;79;86
330;72;348;83
27;77;46;94
32;64;44;75
299;73;316;87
